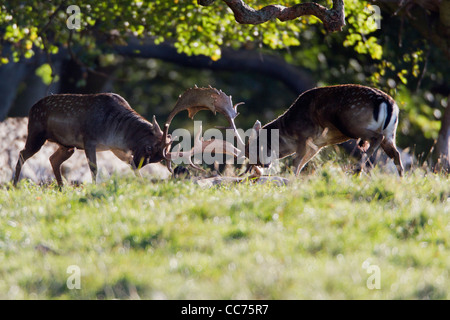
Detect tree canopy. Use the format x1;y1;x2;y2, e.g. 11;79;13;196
0;0;380;61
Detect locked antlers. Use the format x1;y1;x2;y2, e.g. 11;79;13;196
163;123;241;173
162;86;244;172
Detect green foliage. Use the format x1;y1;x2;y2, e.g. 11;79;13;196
395;87;444;157
1;167;449;299
1;0;380;62
343;1;383;60
35;63;59;85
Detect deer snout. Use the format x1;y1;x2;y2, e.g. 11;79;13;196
260;162;271;168
149;152;164;164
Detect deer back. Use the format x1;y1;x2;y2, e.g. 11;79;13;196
269;84;398;142
28;93;163;152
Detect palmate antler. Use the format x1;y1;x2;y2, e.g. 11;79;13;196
161;86;244;173
163;124;241;173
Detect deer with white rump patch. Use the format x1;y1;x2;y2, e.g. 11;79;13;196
246;84;404;176
13;87;241;186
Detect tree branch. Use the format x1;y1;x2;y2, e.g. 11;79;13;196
38;1;67;37
113;39;313;93
434;94;450;173
198;0;345;32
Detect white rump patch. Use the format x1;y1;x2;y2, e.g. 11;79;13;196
383;102;399;138
367;102;387;131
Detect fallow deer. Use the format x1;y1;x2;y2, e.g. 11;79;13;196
245;84;404;176
13;87;241;186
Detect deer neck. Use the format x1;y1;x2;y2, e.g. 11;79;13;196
262;118;297;159
109;112;155;152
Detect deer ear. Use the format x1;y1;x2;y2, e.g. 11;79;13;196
151;115;162;135
253;120;261;132
249;120;261;143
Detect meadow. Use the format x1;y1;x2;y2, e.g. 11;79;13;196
0;164;448;299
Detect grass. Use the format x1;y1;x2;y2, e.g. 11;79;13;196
0;163;449;299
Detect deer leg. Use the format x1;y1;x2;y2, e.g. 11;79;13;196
50;146;75;186
84;144;98;183
13;131;46;186
355;133;384;174
293;138;321;176
381;139;404;177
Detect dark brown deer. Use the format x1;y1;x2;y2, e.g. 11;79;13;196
13;87;241;186
245;84;404;176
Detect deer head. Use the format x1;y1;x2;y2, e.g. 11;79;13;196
132;115;168;168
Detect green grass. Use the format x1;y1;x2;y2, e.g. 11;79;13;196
0;164;449;299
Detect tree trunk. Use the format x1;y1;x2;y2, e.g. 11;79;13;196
0;61;27;120
58;57;115;94
435;95;450;172
8;52;61;117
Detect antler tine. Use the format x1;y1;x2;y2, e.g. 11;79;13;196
162;123;169;140
234;102;245;110
164;122;241;173
187;123;207;172
163;124;204;172
228;117;245;150
197;122;241;158
162;124;172;147
202;139;241;158
166;160;173;174
163;86;245;170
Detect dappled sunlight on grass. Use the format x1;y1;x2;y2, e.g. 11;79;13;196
0;165;449;299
